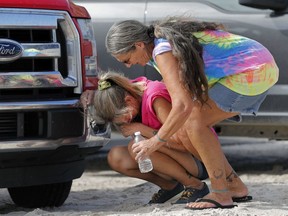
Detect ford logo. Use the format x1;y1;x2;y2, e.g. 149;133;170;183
0;39;24;63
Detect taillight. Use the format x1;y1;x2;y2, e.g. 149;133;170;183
77;18;98;89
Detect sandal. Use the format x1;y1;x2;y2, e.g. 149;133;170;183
185;198;237;210
232;195;253;202
148;182;184;204
193;157;208;180
173;182;209;204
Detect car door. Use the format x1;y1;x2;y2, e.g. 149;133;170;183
145;0;288;112
145;0;288;138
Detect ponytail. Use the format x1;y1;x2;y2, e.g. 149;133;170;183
93;71;146;122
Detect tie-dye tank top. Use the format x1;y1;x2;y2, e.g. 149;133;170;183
149;30;279;96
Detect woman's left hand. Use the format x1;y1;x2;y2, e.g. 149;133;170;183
119;122;142;137
132;136;161;161
80;90;95;109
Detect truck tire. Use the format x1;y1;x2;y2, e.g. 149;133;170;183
7;180;73;208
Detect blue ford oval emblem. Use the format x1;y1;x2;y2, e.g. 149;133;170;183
0;39;24;63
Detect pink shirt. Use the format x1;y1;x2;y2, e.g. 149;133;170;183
133;77;217;136
133;77;171;130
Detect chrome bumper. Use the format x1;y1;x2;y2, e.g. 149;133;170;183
0;99;111;150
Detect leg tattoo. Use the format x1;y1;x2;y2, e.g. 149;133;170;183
226;170;238;183
213;169;224;179
186;170;193;179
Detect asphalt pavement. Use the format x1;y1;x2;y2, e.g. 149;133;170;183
87;132;288;172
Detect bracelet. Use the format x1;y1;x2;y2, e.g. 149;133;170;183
211;188;229;193
156;133;167;143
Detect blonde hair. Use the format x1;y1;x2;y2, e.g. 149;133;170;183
92;70;146;123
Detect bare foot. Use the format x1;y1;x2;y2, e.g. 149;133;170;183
226;171;250;198
186;192;234;209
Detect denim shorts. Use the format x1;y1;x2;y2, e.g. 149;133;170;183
194;156;208;180
209;83;269;122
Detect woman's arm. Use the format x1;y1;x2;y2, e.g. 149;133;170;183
153;96;188;151
119;122;157;138
121;96;173;138
152;97;172;125
132;53;195;160
154;51;195;141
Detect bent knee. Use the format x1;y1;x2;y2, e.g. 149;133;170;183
107;146;127;170
107;146;133;172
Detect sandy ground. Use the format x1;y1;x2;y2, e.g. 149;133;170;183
1;168;288;216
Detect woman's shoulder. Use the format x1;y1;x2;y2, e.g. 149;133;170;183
153;38;172;60
145;80;168;96
131;76;148;83
144;80;171;104
154;38;169;46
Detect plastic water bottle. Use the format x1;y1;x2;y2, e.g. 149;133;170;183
134;131;153;173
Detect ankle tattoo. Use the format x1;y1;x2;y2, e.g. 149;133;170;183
186;171;193;179
226;170;238;183
213;169;224;179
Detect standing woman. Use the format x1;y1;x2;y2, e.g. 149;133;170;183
105;16;279;209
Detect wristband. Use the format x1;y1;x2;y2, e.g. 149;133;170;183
156;133;167;143
211;188;229;193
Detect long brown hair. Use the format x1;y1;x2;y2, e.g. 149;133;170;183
106;16;225;105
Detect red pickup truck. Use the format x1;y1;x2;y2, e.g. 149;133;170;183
0;0;110;208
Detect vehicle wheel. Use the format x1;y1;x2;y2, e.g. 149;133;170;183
7;180;73;208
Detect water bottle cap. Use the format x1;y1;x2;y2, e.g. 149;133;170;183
134;131;141;136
